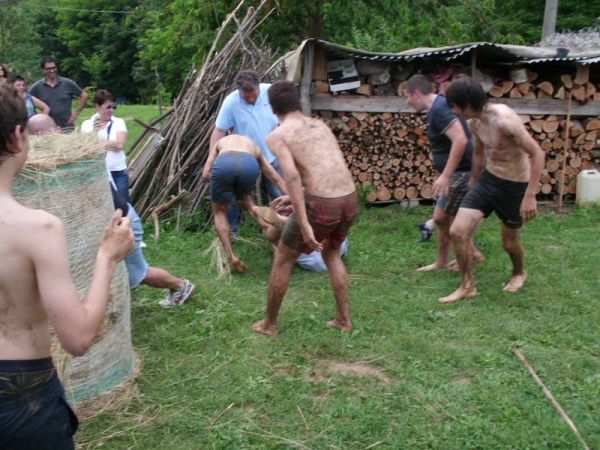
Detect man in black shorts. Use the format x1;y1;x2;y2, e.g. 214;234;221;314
439;77;544;303
405;75;475;272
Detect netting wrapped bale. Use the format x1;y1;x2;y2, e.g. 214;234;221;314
13;133;135;403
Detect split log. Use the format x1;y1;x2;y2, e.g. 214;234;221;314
537;81;554;96
560;74;573;89
574;65;589;85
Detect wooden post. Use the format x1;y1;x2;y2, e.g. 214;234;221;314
470;49;477;77
558;93;573;211
542;0;558;40
300;41;315;116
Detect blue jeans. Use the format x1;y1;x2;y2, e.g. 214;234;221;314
0;358;78;450
226;158;283;233
110;170;130;205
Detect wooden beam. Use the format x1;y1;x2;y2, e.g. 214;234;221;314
300;41;315;116
310;94;600;116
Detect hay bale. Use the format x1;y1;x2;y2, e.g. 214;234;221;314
13;133;135;404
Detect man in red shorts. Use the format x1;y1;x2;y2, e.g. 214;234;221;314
251;81;359;336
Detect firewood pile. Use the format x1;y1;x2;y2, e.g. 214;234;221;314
319;111;435;202
316;64;600;202
128;0;274;218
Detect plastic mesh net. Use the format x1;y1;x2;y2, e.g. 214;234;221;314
14;148;134;404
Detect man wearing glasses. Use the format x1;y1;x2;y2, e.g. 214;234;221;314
30;56;88;132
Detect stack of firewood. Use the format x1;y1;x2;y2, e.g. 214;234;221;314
525;115;600;195
487;67;598;102
320;111;437;202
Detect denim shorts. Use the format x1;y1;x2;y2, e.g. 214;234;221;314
210;152;260;204
435;171;470;216
124;206;149;288
0;358;79;450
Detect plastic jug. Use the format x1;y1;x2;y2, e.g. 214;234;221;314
576;170;600;206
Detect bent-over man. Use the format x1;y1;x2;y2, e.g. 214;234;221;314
252;81;359;336
440;76;544;303
206;134;287;273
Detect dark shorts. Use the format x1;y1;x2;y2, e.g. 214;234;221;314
281;191;359;254
210;152;260;204
0;358;79;450
461;169;528;229
436;171;470;216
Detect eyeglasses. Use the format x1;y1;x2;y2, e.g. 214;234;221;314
104;104;117;110
43;66;57;72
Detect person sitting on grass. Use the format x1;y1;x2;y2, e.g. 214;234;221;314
0;84;134;449
109;182;195;308
202;133;287;273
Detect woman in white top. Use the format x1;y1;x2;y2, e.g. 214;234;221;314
81;89;129;202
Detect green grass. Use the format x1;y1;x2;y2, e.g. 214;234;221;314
77;204;600;449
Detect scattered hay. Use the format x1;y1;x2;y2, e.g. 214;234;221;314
325;361;392;385
25;132;105;171
73;350;142;421
204;238;231;279
454;376;474;385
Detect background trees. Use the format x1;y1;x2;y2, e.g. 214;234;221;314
1;0;598;103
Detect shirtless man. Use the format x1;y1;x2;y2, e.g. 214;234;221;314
439;76;544;303
251;81;359;336
0;85;134;448
202;134;287;272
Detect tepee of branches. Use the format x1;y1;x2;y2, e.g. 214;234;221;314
128;0;276;218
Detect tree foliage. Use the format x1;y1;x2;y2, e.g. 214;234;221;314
2;0;599;102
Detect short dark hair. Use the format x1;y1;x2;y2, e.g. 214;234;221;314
6;75;25;86
405;74;433;95
445;76;488;113
40;56;57;69
94;89;114;106
0;63;8;78
0;85;28;164
234;70;260;91
268;81;302;116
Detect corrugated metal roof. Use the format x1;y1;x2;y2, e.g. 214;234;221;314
312;38;600;64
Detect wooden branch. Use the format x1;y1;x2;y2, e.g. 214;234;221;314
513;349;591;450
150;190;189;241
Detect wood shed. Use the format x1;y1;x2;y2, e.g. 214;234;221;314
274;38;600;203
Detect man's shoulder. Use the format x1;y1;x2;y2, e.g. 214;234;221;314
29;79;45;91
4;205;63;235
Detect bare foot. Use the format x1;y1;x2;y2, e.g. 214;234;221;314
445;259;460;272
251;320;278;337
503;272;527;293
438;287;478;304
417;262;455;272
326;319;352;333
231;257;248;273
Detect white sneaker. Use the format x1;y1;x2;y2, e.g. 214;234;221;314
158;279;195;308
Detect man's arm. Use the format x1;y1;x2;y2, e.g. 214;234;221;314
434;119;468;198
32;210;133;356
268;133;322;251
257;153;287;195
504;121;545;222
68;89;88;125
469;127;485;187
32;96;50;115
202;128;226;181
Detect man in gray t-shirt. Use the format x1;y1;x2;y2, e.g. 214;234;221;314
30;57;88;130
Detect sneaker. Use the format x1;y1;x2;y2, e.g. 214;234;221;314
418;223;434;242
158;279;195;308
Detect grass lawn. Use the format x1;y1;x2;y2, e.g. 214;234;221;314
76;203;600;449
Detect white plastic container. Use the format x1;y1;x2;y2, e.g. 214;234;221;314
576;170;600;206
